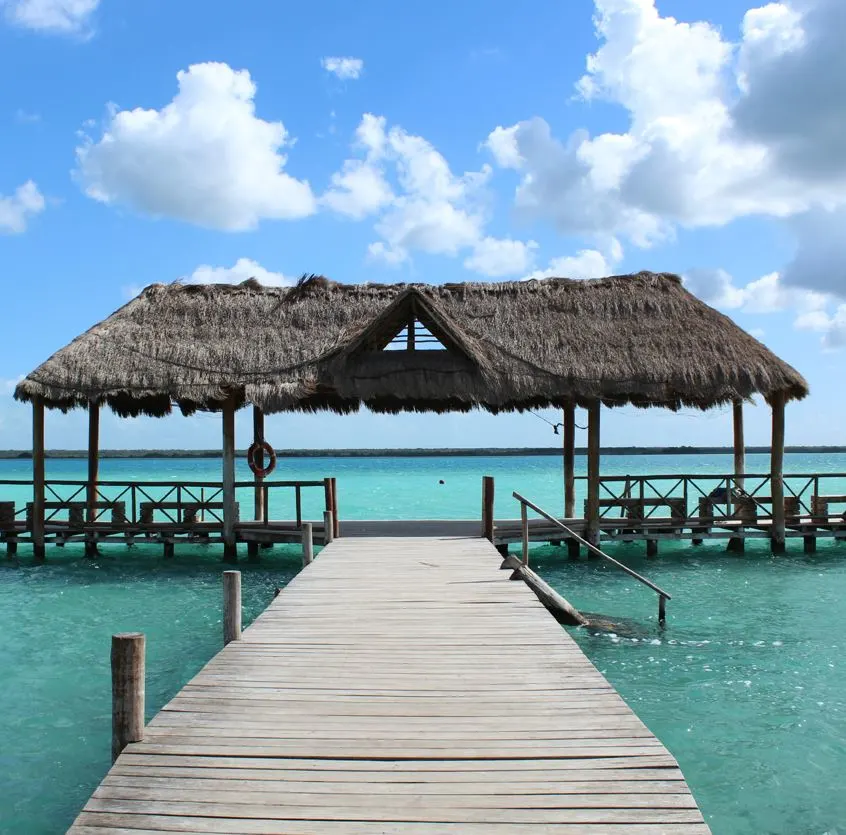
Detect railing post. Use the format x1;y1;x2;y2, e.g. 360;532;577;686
330;478;339;538
323;510;335;545
223;570;242;645
302;522;314;566
111;632;145;763
586;402;601;548
482;476;494;542
771;393;786;554
521;501;529;567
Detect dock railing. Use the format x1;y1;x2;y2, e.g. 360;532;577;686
513;491;672;624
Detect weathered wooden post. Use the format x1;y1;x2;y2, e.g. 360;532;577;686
111;632;145;762
586;401;601;550
86;401;100;558
563;404;575;518
330;477;339;538
658;595;667;626
482;476;494;542
771;393;786;554
323;510;335;545
252;406;265;524
733;400;745;491
520;501;529;567
32;398;46;562
222;397;237;563
302;522;314;566
223;570;242;645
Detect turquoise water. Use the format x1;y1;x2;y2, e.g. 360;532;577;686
1;453;845;833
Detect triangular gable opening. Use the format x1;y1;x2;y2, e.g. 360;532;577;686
344;289;479;364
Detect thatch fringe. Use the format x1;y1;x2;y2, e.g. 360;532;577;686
15;272;808;416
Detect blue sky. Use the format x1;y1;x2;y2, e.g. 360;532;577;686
1;0;844;450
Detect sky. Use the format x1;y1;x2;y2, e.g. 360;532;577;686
0;0;844;451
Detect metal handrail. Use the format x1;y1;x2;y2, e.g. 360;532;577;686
513;491;671;624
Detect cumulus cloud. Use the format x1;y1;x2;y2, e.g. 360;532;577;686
184;258;293;287
464;238;538;278
75;62;316;230
321;56;364;80
0;180;45;233
484;0;846;272
525;248;619;281
1;0;98;33
326;113;534;277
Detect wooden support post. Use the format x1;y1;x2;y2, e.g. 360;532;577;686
330;477;339;538
567;539;580;560
496;543;509;557
520;502;529;567
223;570;242;645
86;401;100;558
563;404;576;518
482;476;494;542
222;398;237;563
32;399;45;562
804;534;816;554
646;539;658;558
163;540;174;559
733;400;745;491
771;393;786;554
658;596;667;626
252;406;264;524
247;542;260;560
586;401;601;550
323;510;335;545
727;536;745;554
302;522;314;566
111;632;145;763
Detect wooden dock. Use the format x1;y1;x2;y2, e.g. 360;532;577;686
69;536;709;834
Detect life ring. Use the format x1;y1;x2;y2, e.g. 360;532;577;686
247;440;277;478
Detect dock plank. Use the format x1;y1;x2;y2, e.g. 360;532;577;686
68;536;710;833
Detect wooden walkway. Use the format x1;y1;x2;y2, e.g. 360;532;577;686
69;537;710;834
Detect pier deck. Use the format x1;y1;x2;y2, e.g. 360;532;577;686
69;536;710;834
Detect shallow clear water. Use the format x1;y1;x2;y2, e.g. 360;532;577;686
1;453;845;834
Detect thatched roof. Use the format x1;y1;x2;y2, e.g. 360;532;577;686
15;272;808;417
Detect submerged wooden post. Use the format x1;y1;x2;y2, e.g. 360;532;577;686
111;632;145;762
563;404;576;518
482;476;494;542
32;398;46;562
771;393;786;554
86;401;100;557
658;595;667;626
223;570;242;645
222;398;237;562
586;402;601;549
323;510;335;545
252;406;265;524
733;400;745;491
302;522;314;566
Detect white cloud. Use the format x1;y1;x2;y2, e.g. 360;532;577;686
321;56;364;80
2;0;98;33
526;248;617;281
485;0;846;267
75;62;316;231
0;180;45;233
184;258;293;287
464;237;538;278
328;113;531;275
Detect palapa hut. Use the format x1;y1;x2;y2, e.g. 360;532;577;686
15;271;808;557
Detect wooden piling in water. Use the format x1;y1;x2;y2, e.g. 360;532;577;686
771;393;786;554
223;570;242;645
111;632;145;763
32;399;46;562
323;510;335;545
302;522;314;566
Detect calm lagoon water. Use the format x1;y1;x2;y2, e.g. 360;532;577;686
1;453;845;833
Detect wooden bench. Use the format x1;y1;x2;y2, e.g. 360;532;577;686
592;496;686;521
697;495;800;524
26;500;126;529
138;501;238;525
811;495;846;519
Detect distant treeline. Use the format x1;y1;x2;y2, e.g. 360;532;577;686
0;446;843;460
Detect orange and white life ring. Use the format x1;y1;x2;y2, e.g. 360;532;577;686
247;440;277;478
